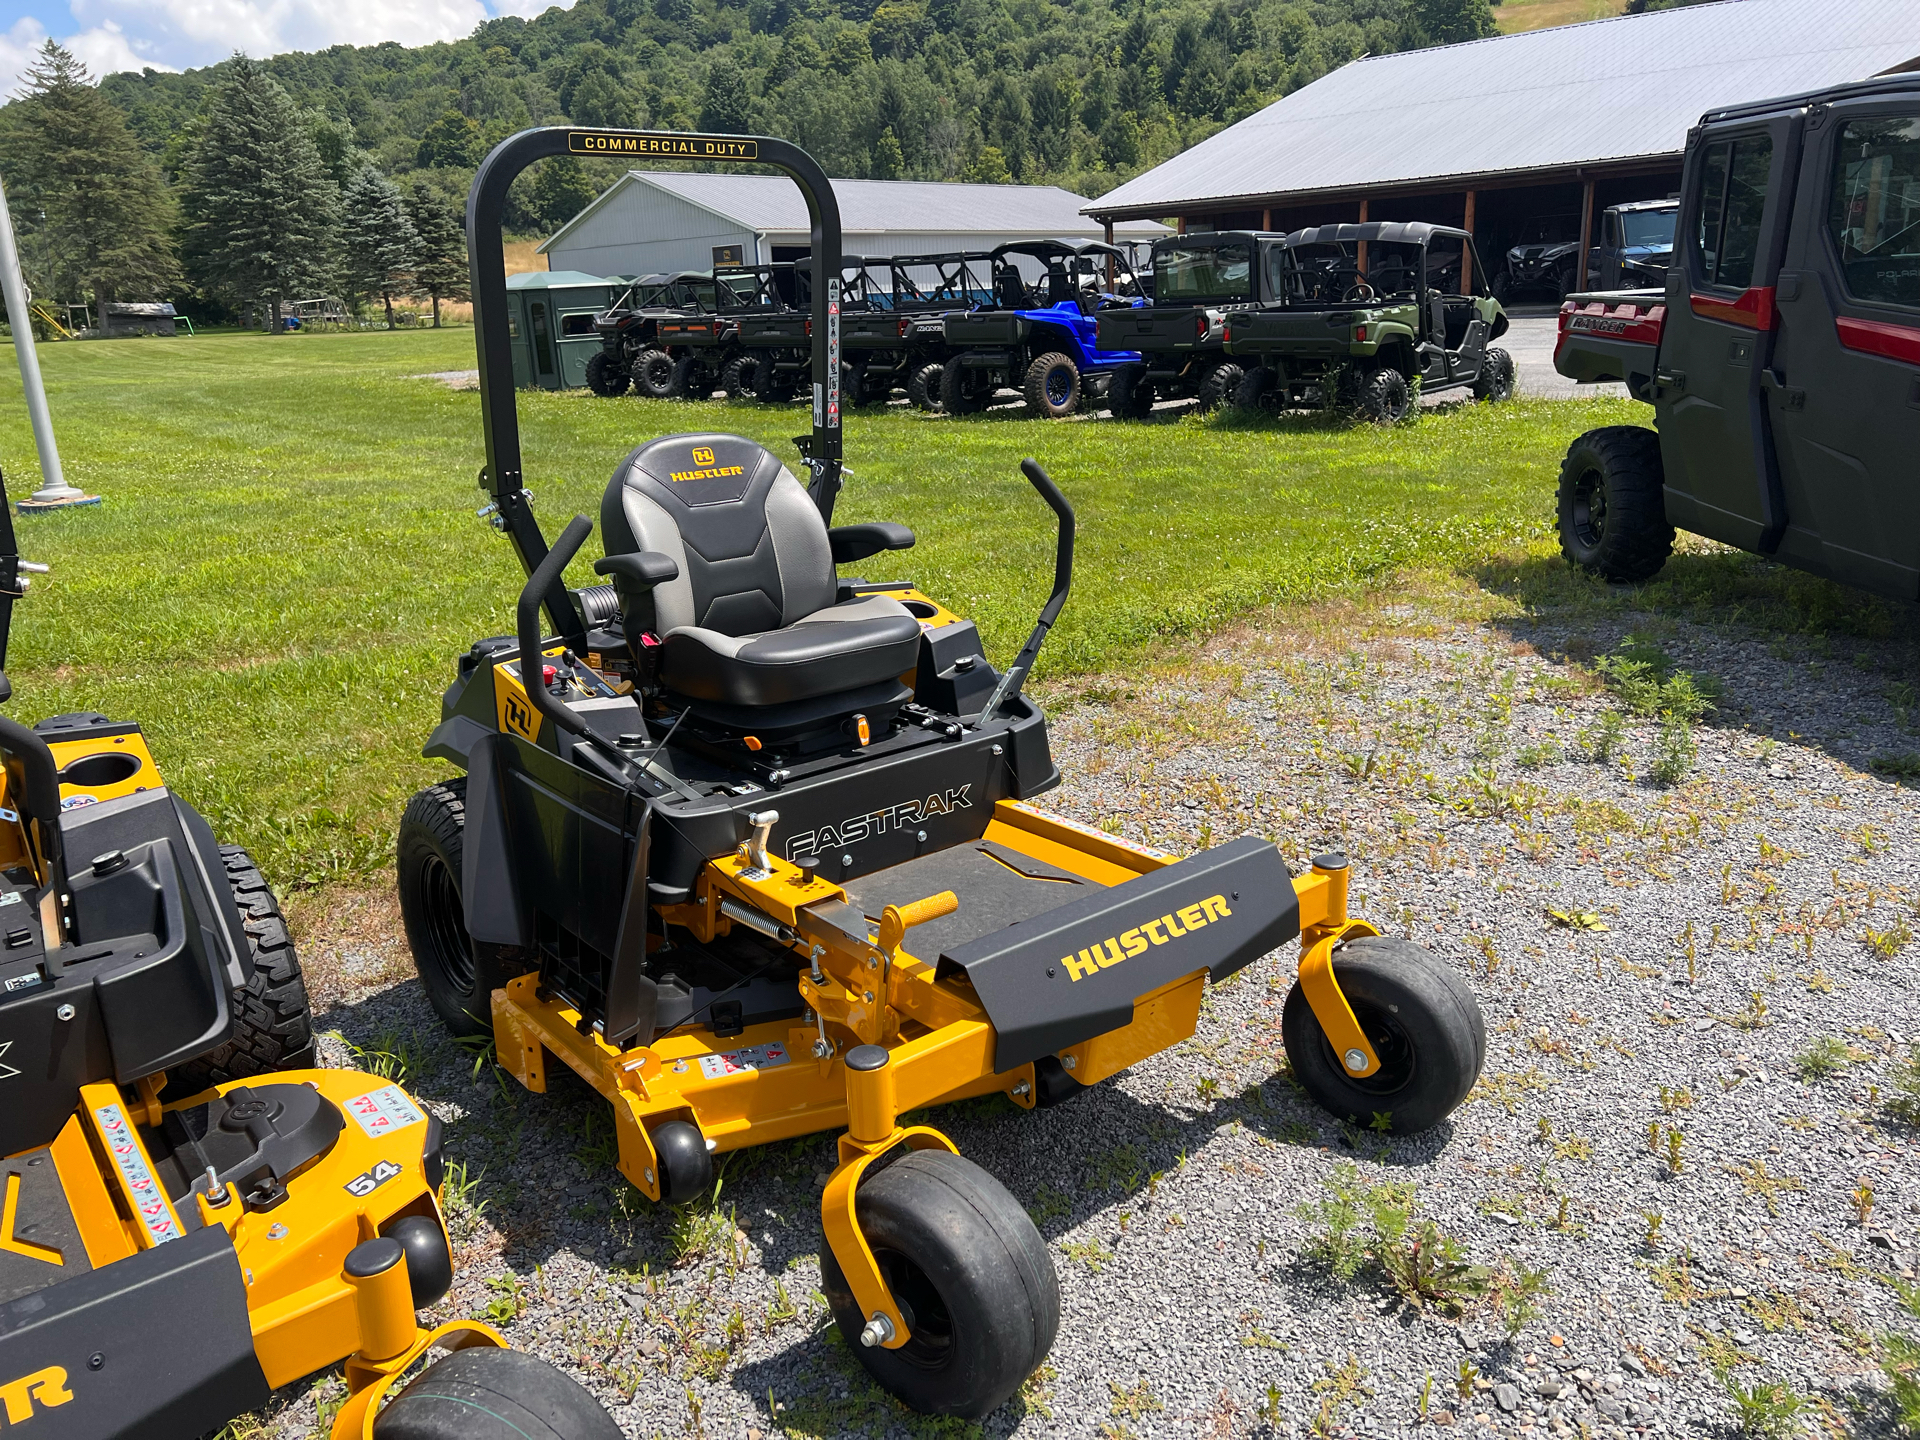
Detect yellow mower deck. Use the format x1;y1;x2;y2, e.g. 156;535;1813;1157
489;797;1382;1349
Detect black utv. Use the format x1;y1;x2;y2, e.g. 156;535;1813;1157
1225;222;1515;423
844;252;993;410
1552;72;1920;600
1093;231;1290;417
1586;199;1679;291
1493;214;1584;303
727;259;872;404
585;271;717;399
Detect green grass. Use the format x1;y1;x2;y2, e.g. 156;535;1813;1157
0;327;1633;886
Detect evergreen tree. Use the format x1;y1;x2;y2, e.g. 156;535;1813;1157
340;165;419;329
1408;0;1498;48
179;56;340;331
405;179;468;329
700;58;754;134
0;42;179;315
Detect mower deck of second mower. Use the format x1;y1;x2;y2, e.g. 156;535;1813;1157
401;122;1486;1421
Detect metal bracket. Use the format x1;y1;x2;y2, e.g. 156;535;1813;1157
1297;920;1384;1078
330;1319;508;1440
819;1125;958;1351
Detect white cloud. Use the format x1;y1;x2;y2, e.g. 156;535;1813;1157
0;0;577;97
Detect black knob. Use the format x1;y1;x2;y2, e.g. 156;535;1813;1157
344;1236;405;1279
845;1044;890;1072
90;850;128;876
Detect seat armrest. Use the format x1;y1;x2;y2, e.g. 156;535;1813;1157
594;551;680;587
828;522;915;564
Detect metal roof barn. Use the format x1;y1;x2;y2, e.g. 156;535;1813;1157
1084;0;1920;292
538;172;1170;277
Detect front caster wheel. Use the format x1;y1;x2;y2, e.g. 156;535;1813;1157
652;1119;713;1204
1281;936;1484;1134
373;1347;621;1440
820;1150;1058;1418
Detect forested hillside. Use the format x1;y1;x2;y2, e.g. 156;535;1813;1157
95;0;1493;231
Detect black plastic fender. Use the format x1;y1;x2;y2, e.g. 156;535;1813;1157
940;834;1299;1072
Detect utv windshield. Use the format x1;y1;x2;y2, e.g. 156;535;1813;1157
1152;242;1252;300
1620;209;1677;249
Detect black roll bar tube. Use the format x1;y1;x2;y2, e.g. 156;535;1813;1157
516;513;595;741
976;457;1074;726
467;128;845;646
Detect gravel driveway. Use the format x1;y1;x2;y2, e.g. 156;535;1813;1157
281;557;1920;1440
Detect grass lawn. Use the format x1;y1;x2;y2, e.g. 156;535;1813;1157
0;326;1636;886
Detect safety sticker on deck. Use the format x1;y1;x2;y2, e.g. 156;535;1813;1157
344;1084;426;1139
697;1042;792;1080
94;1102;183;1245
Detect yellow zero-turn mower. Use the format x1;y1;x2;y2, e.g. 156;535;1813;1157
400;126;1487;1419
0;470;619;1439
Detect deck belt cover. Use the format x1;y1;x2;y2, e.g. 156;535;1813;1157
940;834;1299;1072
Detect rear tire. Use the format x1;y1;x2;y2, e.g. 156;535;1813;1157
630;348;675;399
819;1150;1059;1418
668;354;713;400
1022;352;1081;418
397;780;533;1038
372;1347;620;1440
1105;364;1153;419
1197;360;1243;412
721;353;757;401
1281;936;1484;1135
750;355;796;403
907;362;945;412
1557;425;1673;582
1232;364;1277;413
168;846;313;1092
1472;346;1517;403
939;362;987;415
583;350;627;398
1352;366;1413;424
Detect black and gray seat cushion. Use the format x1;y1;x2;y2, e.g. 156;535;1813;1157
600;433;922;708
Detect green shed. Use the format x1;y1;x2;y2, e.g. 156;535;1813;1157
504;270;616;390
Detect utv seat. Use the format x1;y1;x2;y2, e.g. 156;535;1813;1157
598;433;921;710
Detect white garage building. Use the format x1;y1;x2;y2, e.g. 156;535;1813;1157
536;172;1171;276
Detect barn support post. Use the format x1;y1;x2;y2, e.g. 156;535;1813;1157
1176;216;1186;235
1576;178;1595;291
1103;220;1113;244
1462;190;1477;292
1357;197;1370;276
1261;207;1271;231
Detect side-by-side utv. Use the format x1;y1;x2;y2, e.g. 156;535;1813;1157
403;125;1486;1419
0;469;615;1438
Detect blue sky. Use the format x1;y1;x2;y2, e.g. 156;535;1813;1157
0;0;574;95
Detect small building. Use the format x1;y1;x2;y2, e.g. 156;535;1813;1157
1084;0;1920;292
538;173;1170;278
504;270;616;390
100;302;176;337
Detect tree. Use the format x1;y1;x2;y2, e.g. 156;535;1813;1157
0;42;179;314
962;145;1012;184
416;110;482;170
179;55;340;331
340;164;418;329
1408;0;1498;47
406;180;469;328
700;58;754;133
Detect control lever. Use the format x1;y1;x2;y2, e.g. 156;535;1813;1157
976;458;1074;726
744;810;778;873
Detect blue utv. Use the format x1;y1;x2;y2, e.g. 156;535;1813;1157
939;240;1146;417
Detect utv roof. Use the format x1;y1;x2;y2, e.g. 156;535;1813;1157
1701;68;1920;124
1610;199;1678;212
1285;222;1464;247
1151;230;1287;248
987;239;1134;263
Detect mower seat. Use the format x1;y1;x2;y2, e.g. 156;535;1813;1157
599;433;921;709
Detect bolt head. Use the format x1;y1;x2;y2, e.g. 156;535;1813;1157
1344;1048;1369;1073
1013;1081;1031;1097
55;1003;74;1022
1061;1054;1076;1071
267;1223;288;1240
859;1313;895;1348
644;1168;656;1185
812;1038;831;1059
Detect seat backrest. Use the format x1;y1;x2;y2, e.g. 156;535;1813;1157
601;433;836;637
995;266;1028;308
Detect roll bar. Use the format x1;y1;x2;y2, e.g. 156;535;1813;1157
467;128;845;647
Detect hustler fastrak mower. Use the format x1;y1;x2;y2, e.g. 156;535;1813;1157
400;126;1486;1419
0;459;617;1435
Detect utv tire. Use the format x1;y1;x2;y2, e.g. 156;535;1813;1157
1352;367;1413;424
1197;361;1244;412
583;350;627;398
1557;425;1673;582
1105;364;1153;419
668;354;713;400
721;353;757;401
820;1150;1058;1418
168;846;313;1093
372;1347;621;1440
939;362;987;415
1281;936;1485;1135
398;779;534;1038
1022;352;1081;418
1233;364;1278;413
907;362;945;412
630;348;676;399
749;355;796;404
1472;346;1517;403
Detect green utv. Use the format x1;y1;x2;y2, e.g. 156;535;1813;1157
1225;222;1517;423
